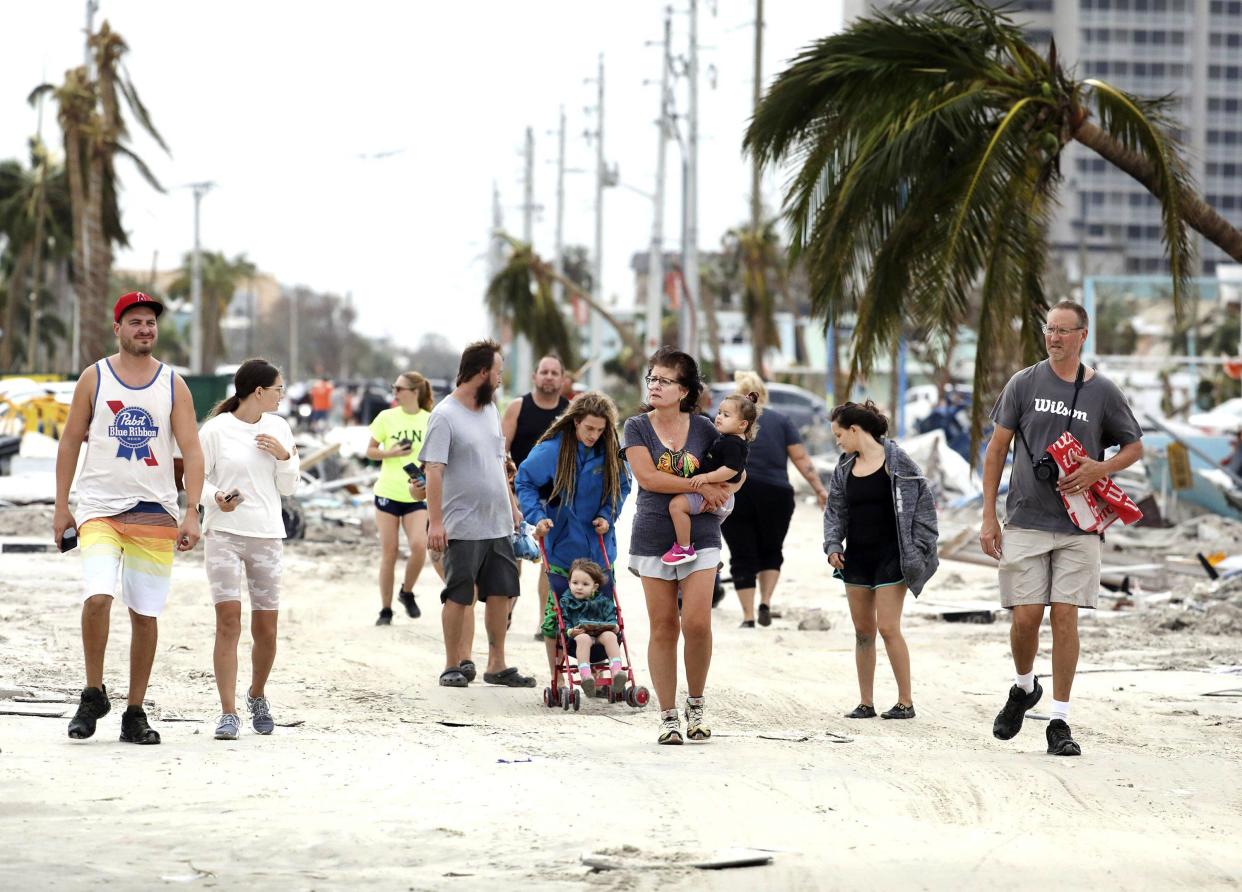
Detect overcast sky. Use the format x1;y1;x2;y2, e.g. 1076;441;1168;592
0;1;844;350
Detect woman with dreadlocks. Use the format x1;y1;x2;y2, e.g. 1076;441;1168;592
515;392;631;678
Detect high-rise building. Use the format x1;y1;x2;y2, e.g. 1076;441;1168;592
842;0;1242;275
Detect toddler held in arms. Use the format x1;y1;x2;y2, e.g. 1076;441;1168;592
559;559;623;696
661;392;758;566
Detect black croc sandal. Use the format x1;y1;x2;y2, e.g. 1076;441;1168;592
844;704;877;719
483;667;536;688
458;660;477;683
439;669;469;688
881;703;916;720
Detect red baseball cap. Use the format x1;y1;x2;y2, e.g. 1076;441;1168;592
113;291;165;323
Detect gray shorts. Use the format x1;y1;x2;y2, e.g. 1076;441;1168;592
682;492;735;521
629;548;722;582
205;530;283;611
441;537;519;606
998;527;1100;609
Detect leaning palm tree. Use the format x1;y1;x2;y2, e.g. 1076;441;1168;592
486;234;644;375
745;0;1242;455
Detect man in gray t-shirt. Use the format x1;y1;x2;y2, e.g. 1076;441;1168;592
424;340;533;690
979;301;1143;759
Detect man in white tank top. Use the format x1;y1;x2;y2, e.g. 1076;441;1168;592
53;292;205;745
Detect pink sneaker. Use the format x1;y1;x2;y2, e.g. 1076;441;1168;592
661;543;697;565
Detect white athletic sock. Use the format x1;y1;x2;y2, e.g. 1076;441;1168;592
1050;699;1070;723
1015;671;1035;694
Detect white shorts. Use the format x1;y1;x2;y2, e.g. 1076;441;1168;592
205;530;284;611
628;548;722;582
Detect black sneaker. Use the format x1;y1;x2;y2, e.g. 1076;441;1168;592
757;604;772;627
67;685;110;740
1046;719;1082;756
739;620;755;629
993;677;1043;740
398;589;421;618
375;607;393;626
119;705;161;745
881;702;916;720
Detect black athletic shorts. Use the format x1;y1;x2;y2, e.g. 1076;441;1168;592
837;542;905;591
374;496;427;517
440;537;520;605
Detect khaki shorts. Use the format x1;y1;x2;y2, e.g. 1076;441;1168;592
998;527;1101;609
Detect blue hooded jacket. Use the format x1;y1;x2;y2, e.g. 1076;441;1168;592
515;437;631;576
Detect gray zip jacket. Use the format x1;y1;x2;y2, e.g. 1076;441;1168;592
821;439;940;596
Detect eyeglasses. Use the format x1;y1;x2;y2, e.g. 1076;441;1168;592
1042;325;1085;336
644;375;680;388
263;385;286;394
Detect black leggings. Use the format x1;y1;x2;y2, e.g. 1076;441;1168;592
720;481;795;591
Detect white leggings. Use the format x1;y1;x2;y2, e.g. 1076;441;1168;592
205;531;283;611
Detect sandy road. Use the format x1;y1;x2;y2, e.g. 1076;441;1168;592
1;499;1240;890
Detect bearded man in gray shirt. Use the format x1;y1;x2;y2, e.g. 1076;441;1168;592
424;339;534;689
980;301;1143;757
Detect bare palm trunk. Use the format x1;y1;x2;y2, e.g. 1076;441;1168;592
82;143;110;364
2;245;32;370
1074;120;1242;262
699;280;721;374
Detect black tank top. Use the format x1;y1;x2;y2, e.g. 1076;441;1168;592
510;393;570;466
845;463;896;550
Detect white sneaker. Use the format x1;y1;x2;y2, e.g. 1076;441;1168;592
684;696;711;741
658;709;683;745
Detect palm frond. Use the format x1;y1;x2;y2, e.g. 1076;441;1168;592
1083;78;1193;311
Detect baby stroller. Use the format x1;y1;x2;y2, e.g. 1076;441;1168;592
539;535;650;712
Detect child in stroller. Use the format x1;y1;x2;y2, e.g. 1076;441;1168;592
559;559;624;697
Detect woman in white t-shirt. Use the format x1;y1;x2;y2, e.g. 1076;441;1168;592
199;359;300;741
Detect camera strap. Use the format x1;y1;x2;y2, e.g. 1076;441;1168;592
1013;363;1085;463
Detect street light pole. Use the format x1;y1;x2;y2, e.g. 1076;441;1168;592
683;0;700;357
189;181;214;375
589;54;607;390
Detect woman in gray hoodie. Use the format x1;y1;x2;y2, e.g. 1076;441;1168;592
823;401;939;721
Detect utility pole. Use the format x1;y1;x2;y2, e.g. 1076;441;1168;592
189;181;214;375
289;287;300;384
647;8;674;356
514;126;536;386
552;107;567;311
488;182;505;341
588;54;607;390
750;0;763;232
683;0;701;357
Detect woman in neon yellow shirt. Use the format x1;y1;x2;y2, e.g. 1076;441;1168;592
365;371;433;626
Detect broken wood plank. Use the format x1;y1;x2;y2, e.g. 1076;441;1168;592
0;702;66;718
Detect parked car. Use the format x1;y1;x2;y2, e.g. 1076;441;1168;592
707;381;829;437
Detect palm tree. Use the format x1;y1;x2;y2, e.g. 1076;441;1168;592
0;140;73;371
486;234;644;376
30;20;169;368
166;252;256;373
744;0;1242;454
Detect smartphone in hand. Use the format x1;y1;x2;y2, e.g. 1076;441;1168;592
222;488;245;506
403;462;425;484
59;527;78;553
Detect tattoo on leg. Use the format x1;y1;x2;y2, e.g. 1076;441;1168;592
855;634;874;648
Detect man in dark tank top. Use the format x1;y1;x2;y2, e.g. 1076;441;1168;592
503;355;570;467
501;355;570;637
